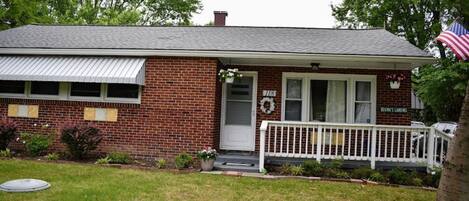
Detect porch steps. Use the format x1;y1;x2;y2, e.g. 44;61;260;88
214;154;259;173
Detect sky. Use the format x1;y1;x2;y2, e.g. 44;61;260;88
192;0;344;28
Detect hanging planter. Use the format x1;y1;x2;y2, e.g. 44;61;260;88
218;68;242;83
385;73;406;89
389;81;401;89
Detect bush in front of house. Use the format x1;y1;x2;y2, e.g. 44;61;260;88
95;157;111;165
302;160;323;177
155;159;166;169
0;148;12;158
388;167;410;185
60;124;102;159
350;166;375;180
45;153;60;160
19;131;52;156
280;164;304;176
175;153;193;169
107;152;131;164
423;168;442;188
0;119;17;150
369;172;386;182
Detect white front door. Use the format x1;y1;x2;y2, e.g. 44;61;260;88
220;72;257;151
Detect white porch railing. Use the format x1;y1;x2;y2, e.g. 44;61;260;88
259;121;453;172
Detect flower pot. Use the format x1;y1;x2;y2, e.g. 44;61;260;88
389;81;400;89
200;159;215;171
225;77;234;84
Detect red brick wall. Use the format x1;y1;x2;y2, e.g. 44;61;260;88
230;66;411;151
0;57;220;159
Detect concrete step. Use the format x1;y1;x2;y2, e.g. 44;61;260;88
217;154;259;165
214;161;259;173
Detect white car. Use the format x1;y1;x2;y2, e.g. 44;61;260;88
432;122;458;135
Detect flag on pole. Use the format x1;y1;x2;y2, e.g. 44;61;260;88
436;21;469;60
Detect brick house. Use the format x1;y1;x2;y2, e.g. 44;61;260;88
1;12;444;171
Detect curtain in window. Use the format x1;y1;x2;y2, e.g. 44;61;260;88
355;82;371;123
325;80;346;123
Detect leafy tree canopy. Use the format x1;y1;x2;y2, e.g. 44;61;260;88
0;0;202;30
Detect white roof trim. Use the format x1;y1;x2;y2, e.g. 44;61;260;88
0;48;435;67
0;56;146;85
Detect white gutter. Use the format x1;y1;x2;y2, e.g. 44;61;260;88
0;48;436;65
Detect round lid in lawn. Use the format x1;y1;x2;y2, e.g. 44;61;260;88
0;179;50;192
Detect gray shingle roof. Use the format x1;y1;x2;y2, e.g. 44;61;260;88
0;25;430;57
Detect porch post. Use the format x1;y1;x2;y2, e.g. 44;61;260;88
316;125;322;162
427;127;435;172
370;126;377;169
259;121;268;172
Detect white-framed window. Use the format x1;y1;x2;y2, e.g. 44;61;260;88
284;79;303;121
0;81;141;104
354;81;372;123
282;73;376;124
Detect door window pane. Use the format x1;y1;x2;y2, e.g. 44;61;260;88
0;81;25;94
226;101;252;125
310;80;328;122
227;77;253;100
356;81;371;101
31;81;60;95
107;84;139;98
225;76;253;125
286;79;302;99
70;83;101;97
285;100;301;121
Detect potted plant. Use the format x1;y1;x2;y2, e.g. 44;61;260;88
385;73;406;89
197;147;217;171
218;68;243;83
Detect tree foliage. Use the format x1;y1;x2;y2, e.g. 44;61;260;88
0;0;202;30
332;0;468;56
414;59;469;121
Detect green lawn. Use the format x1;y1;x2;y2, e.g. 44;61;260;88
0;159;435;201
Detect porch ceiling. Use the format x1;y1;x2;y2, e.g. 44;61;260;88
218;56;430;70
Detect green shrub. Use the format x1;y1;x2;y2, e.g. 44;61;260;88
350;167;374;179
0;119;17;150
20;132;51;156
326;158;344;169
174;153;192;169
334;170;350;179
410;177;423;186
60;124;102;159
302;160;323;176
388;167;410;185
95;157;111;164
0;148;12;158
423;168;442;187
369;172;386;182
107;152;131;164
324;168;350;179
45;153;59;160
289;165;304;176
155;159;166;169
280;164;292;175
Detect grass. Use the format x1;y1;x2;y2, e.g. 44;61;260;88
0;159;435;201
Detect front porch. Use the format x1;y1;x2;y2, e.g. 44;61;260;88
258;121;453;172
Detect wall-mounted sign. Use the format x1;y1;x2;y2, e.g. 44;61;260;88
263;90;277;97
380;107;407;113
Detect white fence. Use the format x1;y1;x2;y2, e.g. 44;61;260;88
259;121;453;172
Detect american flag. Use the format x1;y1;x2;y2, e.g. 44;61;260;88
436;21;469;60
